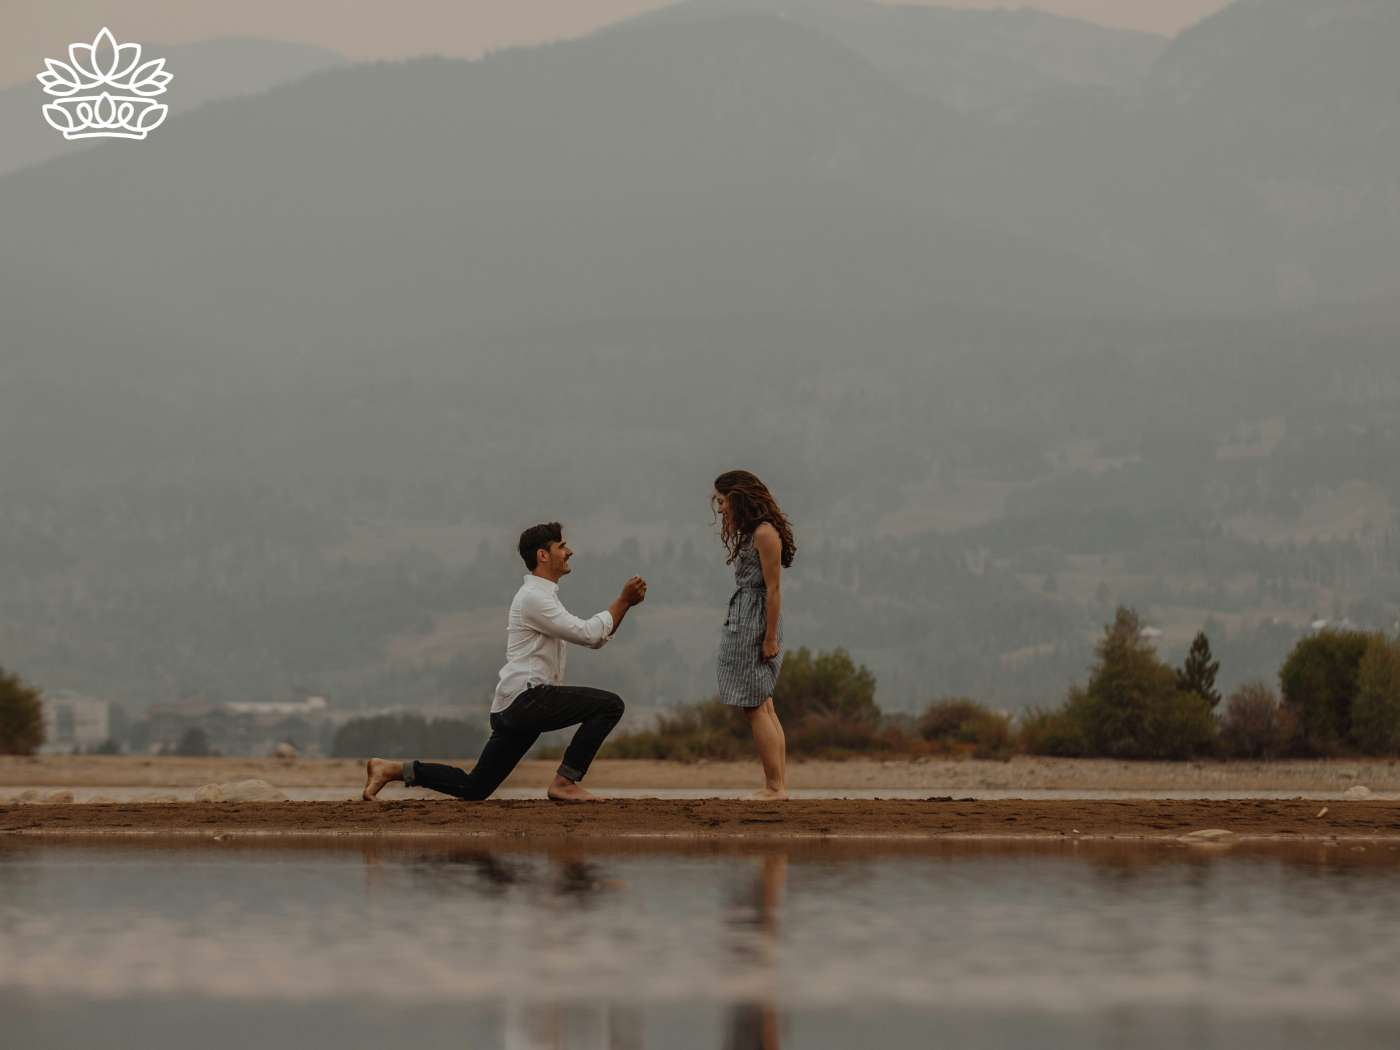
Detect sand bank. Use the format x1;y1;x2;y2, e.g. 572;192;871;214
4;798;1399;844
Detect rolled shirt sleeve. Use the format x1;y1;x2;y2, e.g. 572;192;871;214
521;588;615;649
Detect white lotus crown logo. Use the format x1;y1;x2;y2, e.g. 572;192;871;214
36;27;173;141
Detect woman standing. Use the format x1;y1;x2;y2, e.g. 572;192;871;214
713;470;796;800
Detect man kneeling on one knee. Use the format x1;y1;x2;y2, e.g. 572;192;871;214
363;522;646;802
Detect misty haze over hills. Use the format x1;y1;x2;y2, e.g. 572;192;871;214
3;0;1399;725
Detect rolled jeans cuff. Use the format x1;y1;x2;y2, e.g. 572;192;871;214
557;762;583;783
402;759;418;787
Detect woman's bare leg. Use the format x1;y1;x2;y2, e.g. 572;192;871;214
743;698;788;800
764;699;787;790
770;699;787;783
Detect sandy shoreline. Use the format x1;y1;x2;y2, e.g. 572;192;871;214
4;798;1400;844
5;754;1400;792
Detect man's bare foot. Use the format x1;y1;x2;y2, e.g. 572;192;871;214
744;787;789;801
362;758;403;801
547;776;603;802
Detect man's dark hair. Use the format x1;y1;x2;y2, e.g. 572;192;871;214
518;522;563;570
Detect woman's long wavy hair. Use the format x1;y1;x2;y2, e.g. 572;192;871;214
713;470;796;568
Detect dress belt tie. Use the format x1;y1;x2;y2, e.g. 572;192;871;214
725;586;766;632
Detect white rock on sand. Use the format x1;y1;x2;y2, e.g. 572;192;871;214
1180;828;1235;843
10;789;74;804
1344;785;1373;799
193;779;288;803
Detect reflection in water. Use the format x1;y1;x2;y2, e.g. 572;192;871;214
6;839;1400;1050
496;850;642;1050
725;854;787;1050
368;843;792;1049
503;1000;643;1050
375;845;639;1049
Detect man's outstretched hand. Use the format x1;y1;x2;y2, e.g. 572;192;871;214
607;576;647;636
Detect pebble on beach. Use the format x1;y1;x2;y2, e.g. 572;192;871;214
193;779;288;803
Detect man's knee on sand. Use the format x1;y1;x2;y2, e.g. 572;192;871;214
602;692;625;720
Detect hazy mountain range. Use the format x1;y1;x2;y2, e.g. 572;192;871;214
3;0;1399;721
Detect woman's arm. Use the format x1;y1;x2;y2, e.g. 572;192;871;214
754;523;782;661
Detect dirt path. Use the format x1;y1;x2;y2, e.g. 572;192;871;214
4;798;1399;844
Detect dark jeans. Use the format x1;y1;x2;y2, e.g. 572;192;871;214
404;684;624;801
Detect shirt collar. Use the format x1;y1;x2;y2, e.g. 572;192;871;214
523;574;559;593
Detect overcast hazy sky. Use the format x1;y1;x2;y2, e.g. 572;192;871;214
7;0;1229;87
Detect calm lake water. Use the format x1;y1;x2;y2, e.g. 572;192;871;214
3;839;1398;1048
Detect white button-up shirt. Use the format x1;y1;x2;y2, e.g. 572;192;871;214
491;575;615;712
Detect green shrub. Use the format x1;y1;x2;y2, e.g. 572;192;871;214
0;666;45;755
603;699;748;762
964;709;1016;760
1350;636;1400;755
918;698;986;742
1138;691;1218;760
918;697;1015;758
1279;629;1376;754
1220;680;1294;759
1019;697;1089;757
873;718;917;753
787;711;883;756
773;647;879;725
603;649;887;760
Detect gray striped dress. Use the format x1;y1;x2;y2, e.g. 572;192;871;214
717;540;783;708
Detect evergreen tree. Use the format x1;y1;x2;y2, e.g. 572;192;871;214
0;666;45;755
1350;636;1400;755
1066;608;1217;759
1176;631;1223;710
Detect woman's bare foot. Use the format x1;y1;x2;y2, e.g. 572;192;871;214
547;776;603;802
745;787;789;801
362;758;403;801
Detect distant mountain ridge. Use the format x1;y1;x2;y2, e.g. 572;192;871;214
1;8;1146;383
3;0;1398;421
643;0;1167;116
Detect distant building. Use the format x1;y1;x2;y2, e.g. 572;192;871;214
39;691;111;754
1308;618;1357;632
225;696;329;718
